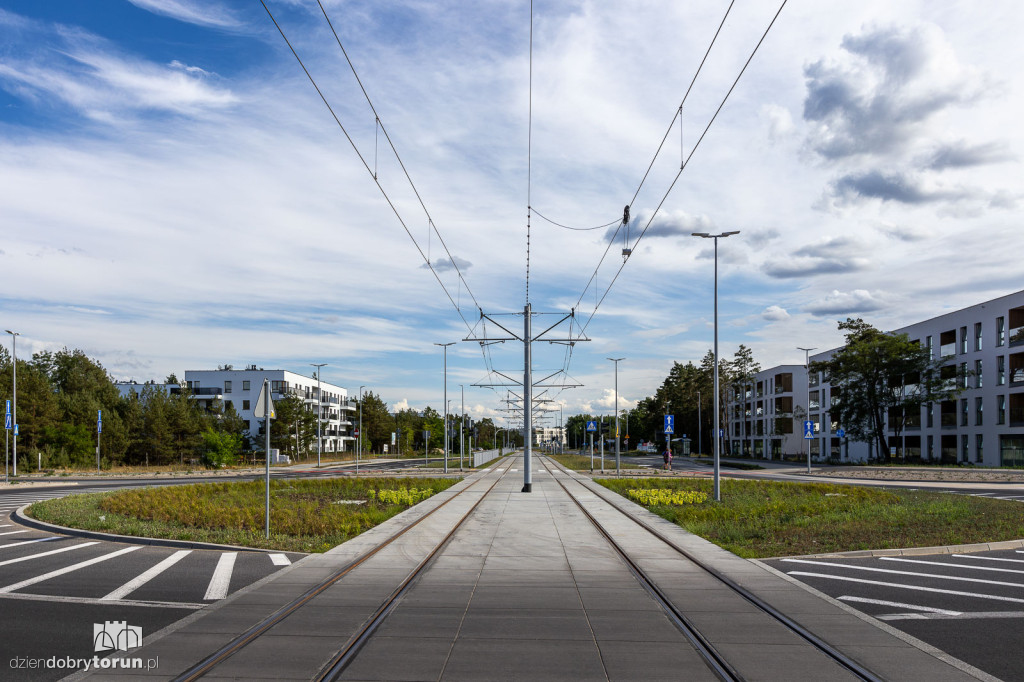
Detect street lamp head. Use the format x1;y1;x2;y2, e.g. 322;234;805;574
5;330;18;336
691;232;710;238
722;230;740;237
434;342;456;348
607;357;625;362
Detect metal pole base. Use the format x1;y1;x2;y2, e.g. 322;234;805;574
521;483;532;493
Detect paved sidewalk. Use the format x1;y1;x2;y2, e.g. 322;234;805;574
76;456;992;681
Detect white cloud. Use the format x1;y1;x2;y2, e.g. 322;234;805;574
804;290;885;317
762;305;790;321
125;0;241;29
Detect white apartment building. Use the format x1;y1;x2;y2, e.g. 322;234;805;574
533;426;565;446
726;290;1024;466
184;367;357;453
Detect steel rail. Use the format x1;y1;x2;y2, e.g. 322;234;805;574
173;459;514;681
542;456;883;682
316;459;514;679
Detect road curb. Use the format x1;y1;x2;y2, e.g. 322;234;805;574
12;504;284;553
761;537;1024;561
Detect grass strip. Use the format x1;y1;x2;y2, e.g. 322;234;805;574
598;477;1024;558
26;477;460;553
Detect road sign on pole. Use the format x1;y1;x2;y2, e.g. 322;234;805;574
586;420;597;433
3;414;9;431
803;420;814;439
837;428;845;438
253;384;275;420
664;415;674;434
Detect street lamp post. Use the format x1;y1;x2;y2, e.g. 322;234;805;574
697;390;702;456
460;384;465;470
798;347;817;474
608;357;624;477
358;385;365;475
310;363;327;468
692;230;739;502
5;330;18;478
435;342;455;474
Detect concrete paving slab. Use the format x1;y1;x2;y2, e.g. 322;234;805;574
457;609;595;640
597;640;721;682
372;606;467;640
337;635;453;681
586;608;690;643
440;638;608;682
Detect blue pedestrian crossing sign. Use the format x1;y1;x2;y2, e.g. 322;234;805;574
803;420;814;439
664;415;674;434
4;400;9;416
3;414;9;430
585;420;597;433
98;409;103;434
837;428;845;438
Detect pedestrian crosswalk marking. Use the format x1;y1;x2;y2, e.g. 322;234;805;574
269;553;291;566
204;552;237;600
0;545;141;594
102;549;192;601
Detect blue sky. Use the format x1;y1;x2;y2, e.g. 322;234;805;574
2;1;1022;427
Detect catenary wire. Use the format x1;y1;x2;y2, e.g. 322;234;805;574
314;0;481;314
580;0;788;335
260;1;476;333
532;208;620;231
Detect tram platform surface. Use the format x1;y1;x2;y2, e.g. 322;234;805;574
75;456;991;681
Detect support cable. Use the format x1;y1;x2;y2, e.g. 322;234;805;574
313;0;481;313
262;1;475;332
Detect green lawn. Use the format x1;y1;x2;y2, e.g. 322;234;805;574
598;477;1024;558
27;477;460;553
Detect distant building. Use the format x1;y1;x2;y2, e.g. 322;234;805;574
725;289;1024;466
117;366;358;453
184;367;357;453
533;426;565;446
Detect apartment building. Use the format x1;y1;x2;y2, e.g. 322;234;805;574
726;290;1024;466
184;367;357;453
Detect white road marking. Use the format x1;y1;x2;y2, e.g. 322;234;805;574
781;558;1024;589
0;531;27;537
0;545;141;594
878;613;929;621
787;571;1024;604
0;542;98;567
0;525;11;528
956;554;1024;564
881;556;1024;575
0;538;58;550
101;550;192;601
510;469;518;472
969;492;997;496
0;591;206;610
268;553;291;566
204;552;238;600
837;595;962;615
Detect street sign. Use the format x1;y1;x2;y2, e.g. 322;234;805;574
354;428;360;438
803;420;814;439
586;420;597;433
13;424;18;436
253;383;276;419
4;400;9;416
837;428;845;438
664;415;674;434
97;410;102;434
391;432;396;446
3;414;9;430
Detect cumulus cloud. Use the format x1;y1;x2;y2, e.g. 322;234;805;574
761;104;794;141
924;140;1015;170
803;24;986;161
422;256;472;272
875;222;927;242
762;305;790;322
606;210;714;241
804;289;885;316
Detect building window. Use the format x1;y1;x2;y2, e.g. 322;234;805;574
976;397;983;426
975;322;983;351
243;400;251;410
975;359;983;388
998;395;1006;425
926;403;934;428
961;398;969;426
243;380;251;391
960;362;969;389
961;434;969;462
960;326;968;354
809;372;820;388
976;434;984;464
224;380;232;394
997;316;1006;346
998;355;1006;385
926;335;933;357
927;435;934;461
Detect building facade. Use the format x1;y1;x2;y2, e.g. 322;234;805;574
726;290;1024;466
184;367;357;453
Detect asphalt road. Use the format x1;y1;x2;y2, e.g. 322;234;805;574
763;548;1024;681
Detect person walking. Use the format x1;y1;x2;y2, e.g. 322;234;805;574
662;447;673;471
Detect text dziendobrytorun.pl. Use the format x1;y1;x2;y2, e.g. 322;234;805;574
9;655;159;672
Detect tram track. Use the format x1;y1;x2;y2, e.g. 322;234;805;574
541;454;884;682
171;458;515;682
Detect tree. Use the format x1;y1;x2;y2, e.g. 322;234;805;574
811;318;966;462
730;344;761;457
200;427;241;468
358;392;394;454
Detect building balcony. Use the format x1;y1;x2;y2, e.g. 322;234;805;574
190;388;223;398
